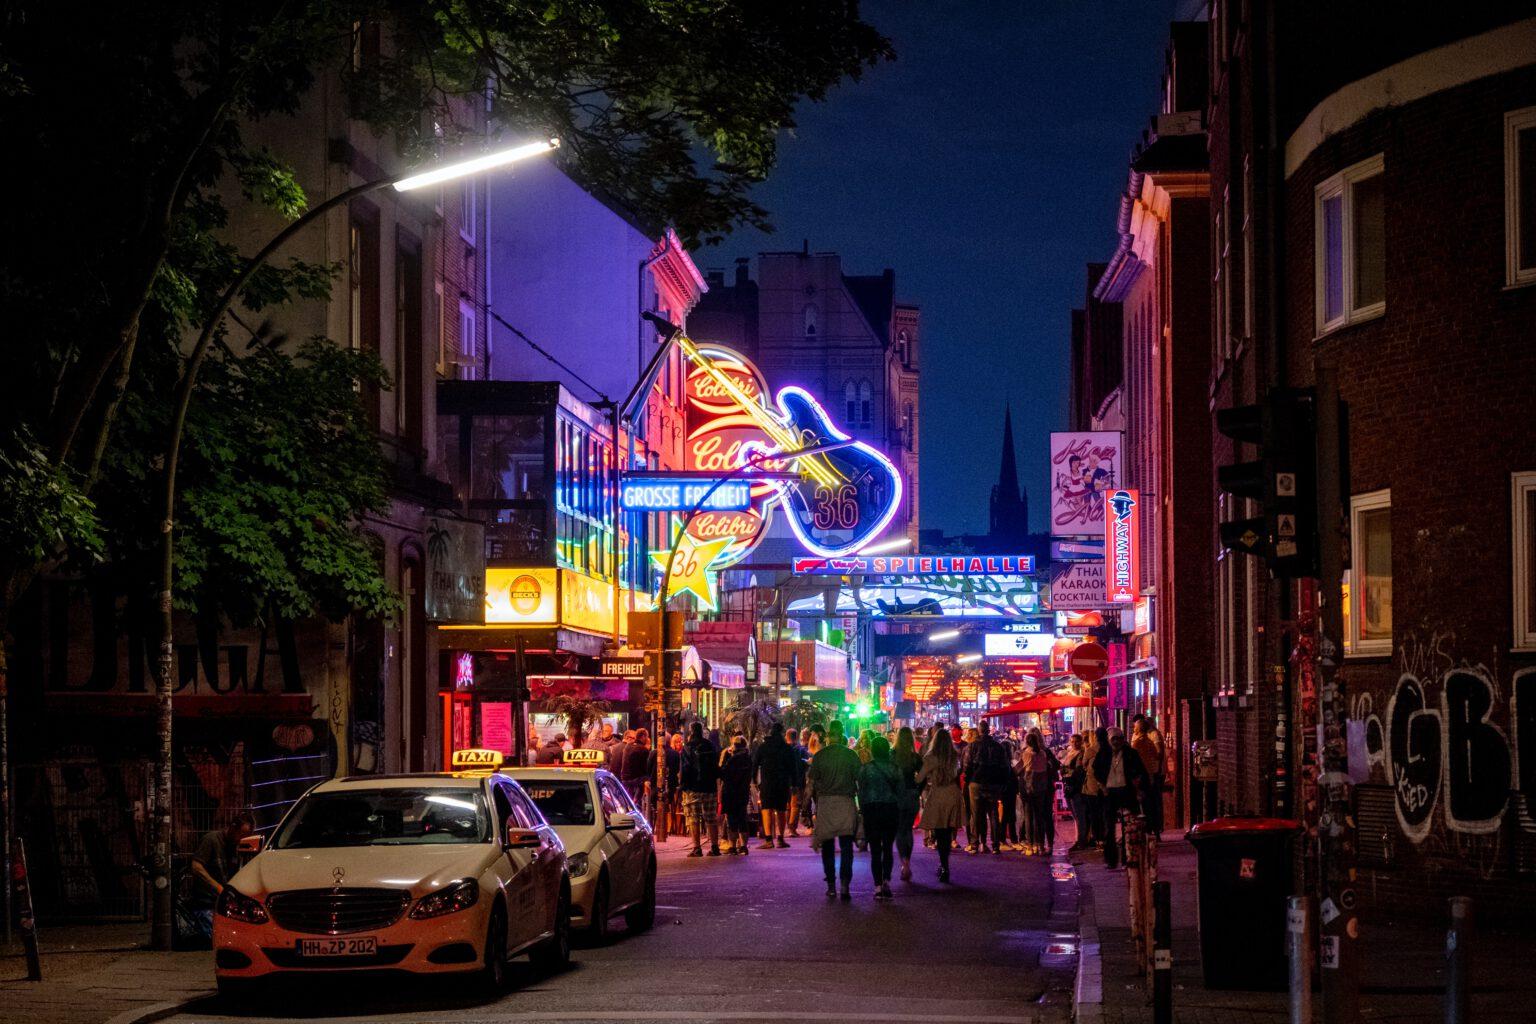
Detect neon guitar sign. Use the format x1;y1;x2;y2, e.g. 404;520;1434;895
674;332;904;558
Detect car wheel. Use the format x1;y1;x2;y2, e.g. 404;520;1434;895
477;903;509;993
624;859;657;933
530;885;571;972
587;872;611;941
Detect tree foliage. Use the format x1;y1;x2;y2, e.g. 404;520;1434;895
0;0;890;623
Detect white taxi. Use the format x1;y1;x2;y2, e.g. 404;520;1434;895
508;752;656;941
213;753;570;996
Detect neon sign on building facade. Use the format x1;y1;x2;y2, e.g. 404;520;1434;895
1106;488;1139;603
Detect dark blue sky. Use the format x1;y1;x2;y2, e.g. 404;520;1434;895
707;0;1184;536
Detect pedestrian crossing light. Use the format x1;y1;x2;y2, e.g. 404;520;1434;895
1215;388;1318;578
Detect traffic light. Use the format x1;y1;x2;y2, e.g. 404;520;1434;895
1216;387;1318;577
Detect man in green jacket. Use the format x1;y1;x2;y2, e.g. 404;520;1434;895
808;720;862;899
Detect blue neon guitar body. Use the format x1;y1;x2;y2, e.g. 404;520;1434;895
743;386;904;557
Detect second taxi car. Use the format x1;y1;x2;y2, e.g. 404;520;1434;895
508;759;656;940
212;766;571;995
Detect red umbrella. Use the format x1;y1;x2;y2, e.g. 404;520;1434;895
983;692;1099;717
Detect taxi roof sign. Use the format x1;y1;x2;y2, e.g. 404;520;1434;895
451;748;504;769
562;748;605;765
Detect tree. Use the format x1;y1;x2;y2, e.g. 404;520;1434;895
545;695;613;748
780;698;829;736
722;697;780;746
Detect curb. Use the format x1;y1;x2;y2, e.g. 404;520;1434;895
102;991;213;1024
1072;854;1103;1024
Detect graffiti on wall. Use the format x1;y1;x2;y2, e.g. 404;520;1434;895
1381;634;1531;851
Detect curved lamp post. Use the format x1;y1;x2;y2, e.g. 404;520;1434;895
148;138;557;950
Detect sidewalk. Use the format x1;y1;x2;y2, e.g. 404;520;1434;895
0;923;211;1024
1071;831;1536;1023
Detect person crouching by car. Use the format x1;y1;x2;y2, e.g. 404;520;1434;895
185;813;254;942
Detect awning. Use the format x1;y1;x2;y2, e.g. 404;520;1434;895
703;659;746;689
984;692;1101;717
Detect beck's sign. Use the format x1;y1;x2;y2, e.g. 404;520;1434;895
793;554;1035;576
1105;488;1139;603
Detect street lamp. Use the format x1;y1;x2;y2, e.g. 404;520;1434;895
147;136;558;950
856;536;911;555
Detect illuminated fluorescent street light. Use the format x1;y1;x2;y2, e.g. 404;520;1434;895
393;138;560;192
929;629;961;642
956;653;983;664
857;536;912;556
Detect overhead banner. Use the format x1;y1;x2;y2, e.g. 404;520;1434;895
792;554;1035;576
1049;431;1122;538
1105;488;1140;603
789;574;1045;618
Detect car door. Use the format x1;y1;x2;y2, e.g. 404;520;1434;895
596;774;641;906
507;784;562;933
489;779;539;949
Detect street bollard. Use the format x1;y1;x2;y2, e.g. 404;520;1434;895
1152;880;1172;1024
1288;896;1314;1024
1124;813;1146;976
1446;896;1472;1024
1142;819;1157;980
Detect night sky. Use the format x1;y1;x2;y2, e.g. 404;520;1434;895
708;0;1187;536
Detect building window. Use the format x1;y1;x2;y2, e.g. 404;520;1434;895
1315;155;1385;335
1514;472;1536;649
1505;107;1536;287
859;381;872;426
458;300;477;380
845;381;857;424
804;304;818;336
434;282;447;377
1348;489;1392;657
902;402;914;451
459;180;477;246
897;330;909;365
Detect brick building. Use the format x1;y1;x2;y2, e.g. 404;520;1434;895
1203;4;1536;912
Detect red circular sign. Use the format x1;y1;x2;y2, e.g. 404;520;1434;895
1067;641;1109;684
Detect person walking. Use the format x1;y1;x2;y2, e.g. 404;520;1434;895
1061;733;1092;850
808;719;862;899
801;725;824;835
891;727;922;881
1130;714;1166;835
857;735;902;900
753;722;796;849
656;732;684;841
998;729;1021;850
917;728;963;882
962;721;1009;854
1081;727;1106;848
1093;727;1149;869
681;722;722;857
1018;730;1056;855
785;728;809;837
718;735;754;856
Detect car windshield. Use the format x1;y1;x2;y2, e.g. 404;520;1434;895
520;779;595;826
272;787;490;848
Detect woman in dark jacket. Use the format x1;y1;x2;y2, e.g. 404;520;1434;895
891;727;922;881
753;722;796;849
718;736;754;855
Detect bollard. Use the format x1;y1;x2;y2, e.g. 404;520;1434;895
1446;896;1472;1024
1288;896;1314;1024
1124;813;1146;976
1152;880;1172;1024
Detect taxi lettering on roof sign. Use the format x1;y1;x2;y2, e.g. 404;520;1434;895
450;748;504;769
562;748;606;765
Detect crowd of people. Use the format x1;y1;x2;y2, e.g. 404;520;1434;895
530;711;1167;898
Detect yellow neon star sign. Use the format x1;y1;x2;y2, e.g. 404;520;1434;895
651;521;734;610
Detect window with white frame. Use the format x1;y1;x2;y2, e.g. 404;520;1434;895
458;300;477;380
1348;489;1392;656
1505;107;1536;287
1315;155;1385;334
1513;472;1536;649
459;180;476;246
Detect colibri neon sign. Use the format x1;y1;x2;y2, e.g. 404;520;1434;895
1106;488;1139;603
792;554;1035;576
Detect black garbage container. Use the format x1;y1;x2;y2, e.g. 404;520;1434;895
1186;817;1301;990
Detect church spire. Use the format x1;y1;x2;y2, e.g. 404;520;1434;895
989;405;1029;545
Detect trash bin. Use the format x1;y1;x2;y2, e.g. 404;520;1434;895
1186;816;1301;990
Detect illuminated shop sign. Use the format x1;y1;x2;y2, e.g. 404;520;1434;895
1049;431;1122;538
1105;488;1139;603
484;568;558;624
1050;561;1110;611
789;574;1044;618
997;620;1049;634
791;554;1035;576
620;475;752;513
480;567;651;636
682;344;777;567
983;632;1057;657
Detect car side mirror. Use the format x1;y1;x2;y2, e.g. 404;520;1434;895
236;834;264;855
606;812;637;832
505;825;542;849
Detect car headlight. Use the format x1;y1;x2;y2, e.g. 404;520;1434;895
567;852;590;878
409;878;480;919
214;886;269;925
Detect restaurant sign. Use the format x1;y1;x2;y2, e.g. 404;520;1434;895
1105;488;1140;603
425;516;486;624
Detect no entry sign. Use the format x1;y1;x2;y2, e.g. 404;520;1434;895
1068;641;1109;684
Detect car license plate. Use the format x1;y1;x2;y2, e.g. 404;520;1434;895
297;936;377;958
